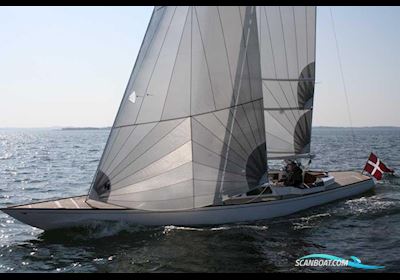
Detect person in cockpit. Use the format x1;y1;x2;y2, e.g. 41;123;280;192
279;161;303;187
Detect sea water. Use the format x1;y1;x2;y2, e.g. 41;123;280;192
0;127;399;272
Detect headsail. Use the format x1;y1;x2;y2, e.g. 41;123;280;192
88;6;266;210
257;6;316;160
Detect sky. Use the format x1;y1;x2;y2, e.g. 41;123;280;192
0;6;399;128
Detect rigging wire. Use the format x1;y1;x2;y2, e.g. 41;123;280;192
329;8;356;146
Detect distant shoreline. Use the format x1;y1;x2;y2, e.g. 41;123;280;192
313;126;400;129
0;126;399;130
60;127;111;131
0;127;111;130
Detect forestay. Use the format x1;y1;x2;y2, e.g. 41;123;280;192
88;6;267;210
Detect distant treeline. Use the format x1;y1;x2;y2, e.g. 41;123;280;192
59;126;399;131
61;127;111;131
314;126;400;129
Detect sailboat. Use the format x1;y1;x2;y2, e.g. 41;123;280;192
1;6;375;230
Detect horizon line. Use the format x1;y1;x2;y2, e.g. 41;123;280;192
1;125;400;129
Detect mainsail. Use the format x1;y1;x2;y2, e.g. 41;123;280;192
257;6;316;159
88;6;266;210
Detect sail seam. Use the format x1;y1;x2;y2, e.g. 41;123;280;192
310;6;317;155
109;183;249;202
262;78;315;81
190;6;193;117
106;179;194;198
107;179;192;198
216;6;236;103
242;103;259;149
264;109;303;148
193;6;217;111
262;6;279;79
194;179;247;183
160;7;190;119
292;7;300;76
108;120;186;182
192;140;247;170
266;131;295;147
237;106;265;173
192;161;247;178
109;191;225;203
306;7;309;66
264;107;312;110
98;128;122;174
228;108;253;155
193;138;262;179
106;182;254;205
263;81;296;129
133;6;177;126
249;102;265;158
238;6;254;101
105;122;159;177
262;81;296;130
194;117;249;162
190;7;195;209
251;100;263;144
277;81;300;129
268;153;313;160
257;5;264;151
255;100;266;146
192;117;248;161
213;110;268;170
107;119;185;181
101;126;138;174
113;97;263;129
110;140;192;189
279;6;299;113
108;161;193;193
212;111;252;158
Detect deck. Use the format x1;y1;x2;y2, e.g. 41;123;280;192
12;196;126;210
7;171;372;210
328;171;371;186
224;171;372;205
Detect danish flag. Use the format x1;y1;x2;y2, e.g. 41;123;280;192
363;152;394;180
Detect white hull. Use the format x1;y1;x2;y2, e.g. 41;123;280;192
1;177;374;230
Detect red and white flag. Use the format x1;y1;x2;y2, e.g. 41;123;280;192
363;152;394;180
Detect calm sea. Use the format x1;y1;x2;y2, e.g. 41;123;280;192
0;127;399;272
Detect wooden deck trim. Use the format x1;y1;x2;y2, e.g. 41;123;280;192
2;172;374;211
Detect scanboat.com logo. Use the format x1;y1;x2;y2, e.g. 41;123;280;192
295;254;385;270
